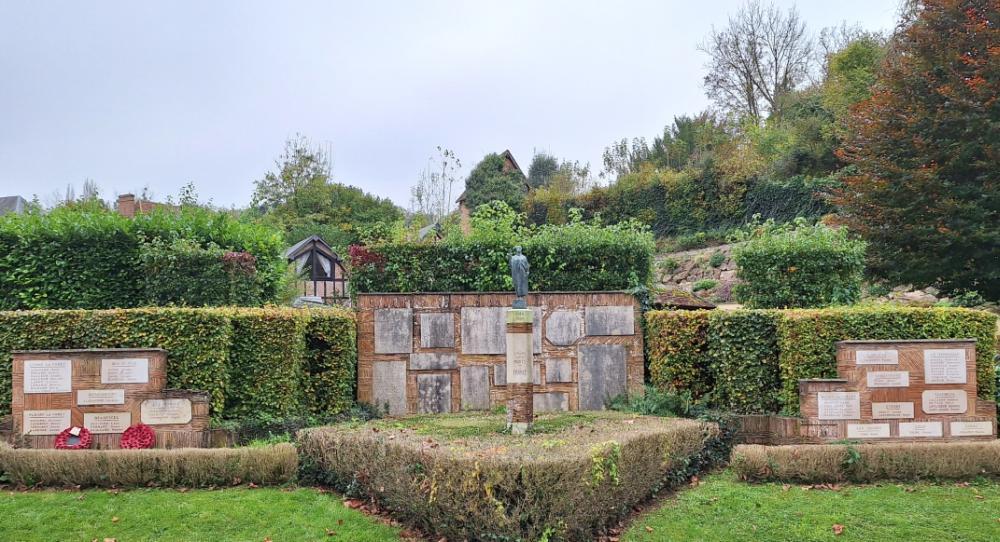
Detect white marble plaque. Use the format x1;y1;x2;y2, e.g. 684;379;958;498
101;358;149;384
140;398;193;425
923;349;967;384
847;423;890;439
856;350;898;365
817;391;861;420
77;389;126;405
83;412;131;434
505;333;532;384
866;371;909;388
22;409;71;435
899;421;943;438
921;390;968;414
950;421;993;437
871;402;914;419
23;359;72;393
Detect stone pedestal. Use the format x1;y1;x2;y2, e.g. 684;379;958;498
505;308;534;435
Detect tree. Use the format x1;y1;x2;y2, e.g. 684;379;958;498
527;152;559;188
699;0;814;119
836;0;999;299
410;147;461;223
251;134;329;213
462;153;527;210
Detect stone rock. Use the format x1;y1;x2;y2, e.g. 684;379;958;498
417;374;451;414
720;270;737;282
419;313;455;348
546;358;572;383
585;306;635;336
533;392;569;412
372;361;408;415
923;286;940;296
900;290;937;306
545;310;583;346
409;353;458;370
374;308;412;354
578;344;627;410
494;364;506;386
460;366;490;410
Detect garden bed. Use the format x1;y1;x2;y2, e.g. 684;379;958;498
298;411;721;542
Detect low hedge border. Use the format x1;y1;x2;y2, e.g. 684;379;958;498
0;442;297;488
647;306;998;414
731;441;1000;483
298;414;720;542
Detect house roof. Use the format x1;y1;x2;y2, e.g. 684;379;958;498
285;235;341;261
0;195;27;216
455;149;529;203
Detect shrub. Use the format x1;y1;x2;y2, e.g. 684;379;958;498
298;413;717;542
0;307;357;419
692;279;718;292
645;307;998;414
732;220;866;308
0;443;297;487
138;238;272;306
709;251;726;268
731;441;1000;483
657;257;680;273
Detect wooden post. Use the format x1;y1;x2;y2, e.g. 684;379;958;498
506;308;533;435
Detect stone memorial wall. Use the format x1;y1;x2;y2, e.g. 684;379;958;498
357;292;645;415
11;349;210;448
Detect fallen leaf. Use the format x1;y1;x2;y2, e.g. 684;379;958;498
781;484;790;492
832;524;845;535
111;517;119;524
105;539;117;542
645;526;654;533
325;528;337;536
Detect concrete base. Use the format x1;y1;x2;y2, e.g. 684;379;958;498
508;422;530;435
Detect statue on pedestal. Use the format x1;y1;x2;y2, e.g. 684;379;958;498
509;246;529;309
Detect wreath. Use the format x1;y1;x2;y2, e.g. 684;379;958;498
120;423;155;449
54;426;92;450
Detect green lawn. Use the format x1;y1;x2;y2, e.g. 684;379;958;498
624;471;1000;542
0;487;401;542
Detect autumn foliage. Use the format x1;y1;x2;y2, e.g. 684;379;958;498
837;0;999;298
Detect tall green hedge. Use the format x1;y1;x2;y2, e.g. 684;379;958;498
0;307;355;419
647;306;998;414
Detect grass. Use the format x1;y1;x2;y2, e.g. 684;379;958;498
623;471;1000;542
363;411;606;439
0;487;401;542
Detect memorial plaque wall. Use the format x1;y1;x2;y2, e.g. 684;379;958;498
11;349;210;449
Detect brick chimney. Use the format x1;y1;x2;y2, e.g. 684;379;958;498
117;193;136;218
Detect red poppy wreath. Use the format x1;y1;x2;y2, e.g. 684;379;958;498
120;423;155;449
54;426;92;450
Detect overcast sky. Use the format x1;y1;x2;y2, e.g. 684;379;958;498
0;1;900;209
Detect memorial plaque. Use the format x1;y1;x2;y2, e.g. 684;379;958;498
584;306;634;336
545;358;573;383
578;344;627;410
374;308;413;354
460;366;490;410
847;423;890;439
83;412;131;434
371;361;407;415
866;371;909;388
923;349;967;384
417;374;451;414
463;307;542;354
101;358;149;384
871;402;914;419
506;333;532;384
77;389;126;405
545;310;583;346
921;390;968;414
855;350;898;365
899;421;943;438
140;398;193;425
950;421;993;437
419;313;455;348
22;409;71;435
409;353;458;370
23;359;72;393
817;391;861;420
533;392;569;412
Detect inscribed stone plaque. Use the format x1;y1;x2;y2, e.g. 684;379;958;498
899;421;943;438
533;363;542;385
871;402;914;419
817;392;861;420
506;332;532;384
77;389;126;406
855;350;898;365
923;349;967;384
546;358;572;383
847;423;890;439
533;392;569;412
22;409;71;435
866;371;909;388
101;358;149;384
921;390;968;414
140;398;193;425
494;364;506;386
417;374;451;414
578;344;627;410
419;313;455;348
460;366;490;410
584;306;635;336
372;361;407;415
950;421;993;437
374;308;413;354
545;310;583;346
409;353;458;370
83;412;131;434
23;359;72;394
462;307;541;354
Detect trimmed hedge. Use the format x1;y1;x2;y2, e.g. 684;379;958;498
0;307;356;419
731;442;1000;483
647;306;998;414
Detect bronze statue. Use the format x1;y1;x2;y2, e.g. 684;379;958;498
509;246;529;309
